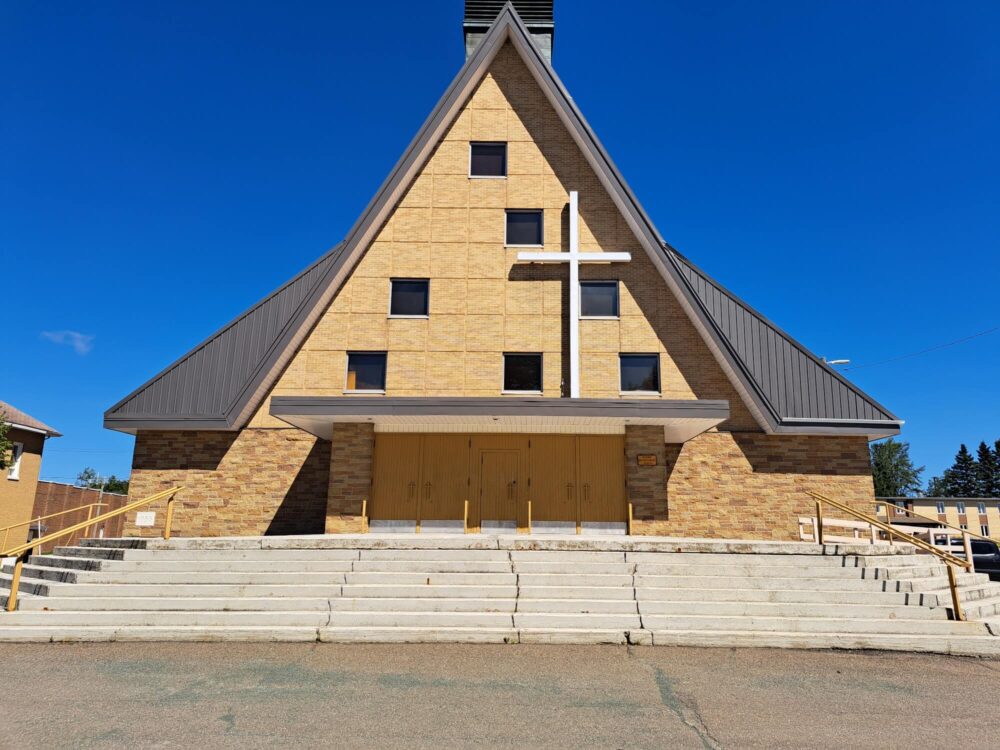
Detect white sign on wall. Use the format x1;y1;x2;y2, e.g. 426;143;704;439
134;511;156;527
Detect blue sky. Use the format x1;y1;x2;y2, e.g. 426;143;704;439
3;1;998;486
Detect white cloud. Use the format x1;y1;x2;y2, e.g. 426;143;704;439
41;330;95;355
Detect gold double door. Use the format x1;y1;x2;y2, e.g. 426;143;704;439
370;433;626;531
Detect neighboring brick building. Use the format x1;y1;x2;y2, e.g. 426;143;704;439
1;400;61;547
105;3;900;541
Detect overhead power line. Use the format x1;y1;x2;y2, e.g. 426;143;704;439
842;326;999;371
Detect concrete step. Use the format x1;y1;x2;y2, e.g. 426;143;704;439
516;573;633;587
1;610;516;629
644;630;1000;656
637;599;948;620
38;558;358;574
26;556;104;572
634;574;949;592
51;547;126;561
0;624;993;653
339;584;517;599
513;613;642;630
359;549;511;562
636;587;942;607
350;561;512;573
963;596;1000;620
508;551;626;563
0;573;50;597
638;614;987;636
511;562;632;575
633;562;945;580
343;572;517;586
13;596;519;613
518;585;636;600
515;599;639;614
3;564;83;584
903;573;990;592
62;548;363;562
37;570;352;586
624;551;898;566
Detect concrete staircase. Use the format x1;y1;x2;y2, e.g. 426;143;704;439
2;536;999;654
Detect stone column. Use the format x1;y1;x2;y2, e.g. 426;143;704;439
624;425;669;534
326;423;375;533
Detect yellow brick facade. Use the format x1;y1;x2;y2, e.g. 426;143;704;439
0;429;45;540
125;42;878;541
249;42;756;432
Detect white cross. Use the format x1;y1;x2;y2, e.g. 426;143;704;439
516;191;632;398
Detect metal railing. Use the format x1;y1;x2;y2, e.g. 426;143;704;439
2;487;183;612
0;503;107;553
806;490;972;621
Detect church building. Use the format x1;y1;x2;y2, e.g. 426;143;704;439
104;2;901;541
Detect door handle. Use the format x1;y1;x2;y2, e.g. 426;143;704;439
407;482;415;500
566;483;574;500
424;482;431;500
583;483;590;502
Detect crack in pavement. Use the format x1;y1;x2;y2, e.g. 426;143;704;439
651;666;722;749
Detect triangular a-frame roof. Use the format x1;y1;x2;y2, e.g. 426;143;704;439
105;3;901;438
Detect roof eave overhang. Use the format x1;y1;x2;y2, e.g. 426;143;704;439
9;422;62;438
269;396;730;443
103;415;237;435
772;418;903;441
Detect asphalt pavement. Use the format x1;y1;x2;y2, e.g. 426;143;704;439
0;643;997;749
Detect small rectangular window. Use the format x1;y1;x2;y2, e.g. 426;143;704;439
580;281;619;318
957;502;966;514
620;354;660;393
982;525;990;537
503;353;542;393
978;502;987;514
6;442;23;480
470;142;507;177
346;352;387;392
936;502;945;514
960;523;968;531
389;279;429;317
505;210;543;247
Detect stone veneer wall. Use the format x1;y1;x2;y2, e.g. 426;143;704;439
124;429;330;538
628;431;875;540
325;423;375;534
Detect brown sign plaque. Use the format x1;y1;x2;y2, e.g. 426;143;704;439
637;454;657;467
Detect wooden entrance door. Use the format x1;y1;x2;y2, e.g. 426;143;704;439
371;434;422;521
478;450;520;527
528;435;578;524
578;435;626;524
420;435;471;523
371;434;469;528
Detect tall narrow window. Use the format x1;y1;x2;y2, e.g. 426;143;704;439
503;353;542;393
346;352;387;392
978;502;987;515
6;442;23;480
936;501;945;514
982;525;990;537
580;281;619;318
470;142;507;177
957;502;967;514
389;279;429;317
620;354;660;393
505;210;543;247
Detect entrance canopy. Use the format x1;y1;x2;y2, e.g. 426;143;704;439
270;396;729;443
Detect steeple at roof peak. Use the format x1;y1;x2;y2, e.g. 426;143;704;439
464;1;554;63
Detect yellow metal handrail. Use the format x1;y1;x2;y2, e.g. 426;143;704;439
3;487;183;612
806;490;971;621
0;503;107;553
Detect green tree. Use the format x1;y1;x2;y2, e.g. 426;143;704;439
102;475;129;495
0;410;13;472
948;444;979;497
76;467;129;494
976;441;1000;498
76;467;101;488
870;439;924;497
926;473;953;497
